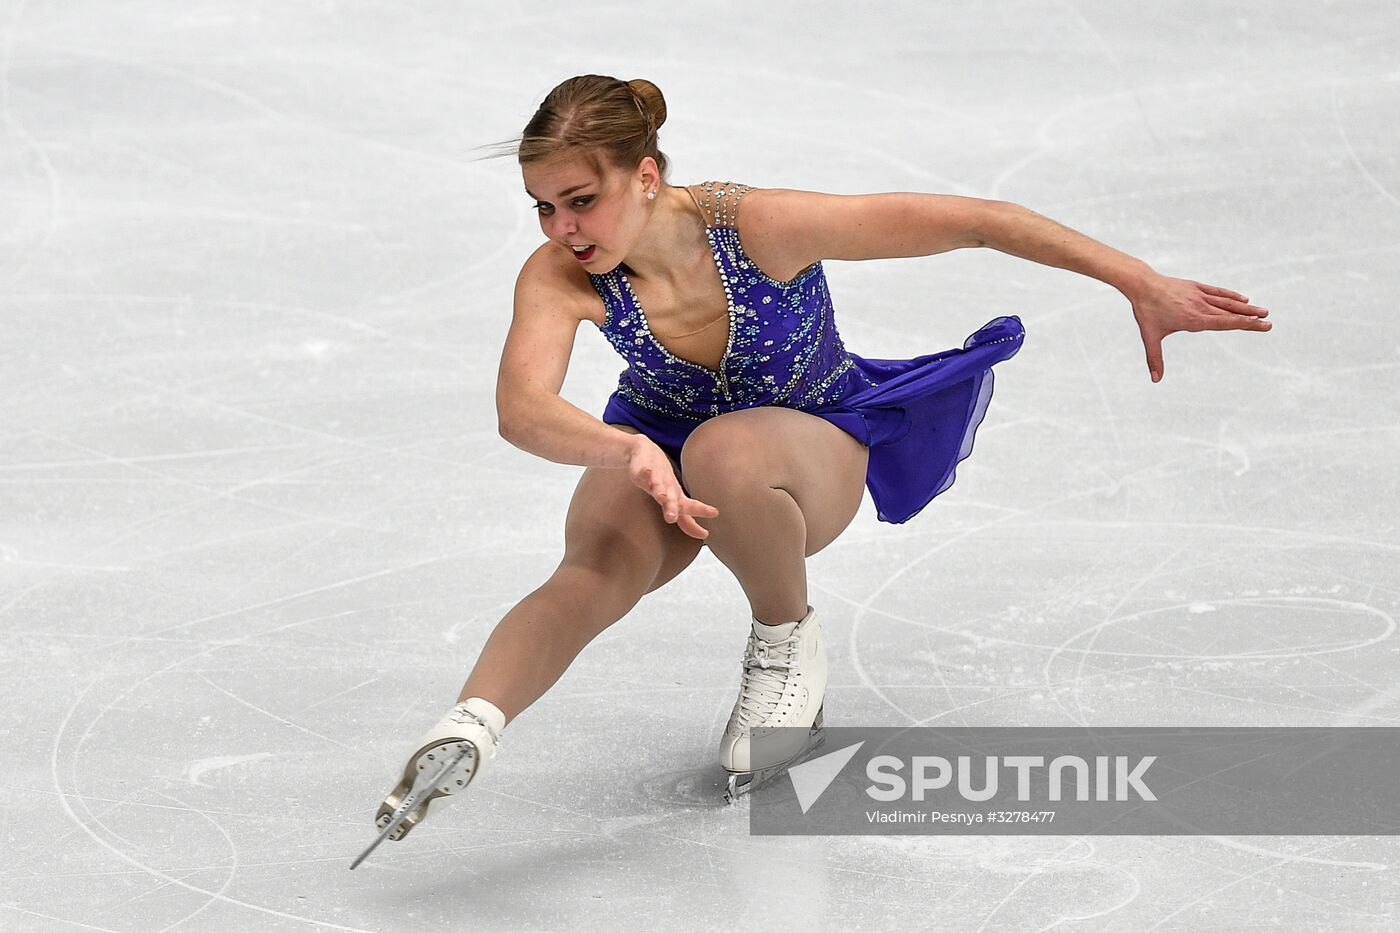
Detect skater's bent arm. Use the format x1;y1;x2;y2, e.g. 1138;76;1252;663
503;393;640;469
497;252;641;470
750;189;1156;301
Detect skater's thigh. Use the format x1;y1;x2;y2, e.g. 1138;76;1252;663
561;425;704;597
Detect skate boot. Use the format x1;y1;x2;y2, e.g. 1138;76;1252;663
720;605;828;803
372;698;502;843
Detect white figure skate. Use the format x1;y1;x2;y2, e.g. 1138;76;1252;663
720;605;828;803
351;701;500;869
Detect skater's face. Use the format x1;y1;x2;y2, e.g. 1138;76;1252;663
523;154;659;272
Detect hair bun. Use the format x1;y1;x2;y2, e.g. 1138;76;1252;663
626;78;667;135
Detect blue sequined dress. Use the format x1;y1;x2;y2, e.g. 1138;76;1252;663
587;180;1026;524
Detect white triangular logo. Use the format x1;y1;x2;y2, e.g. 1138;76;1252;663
789;741;864;814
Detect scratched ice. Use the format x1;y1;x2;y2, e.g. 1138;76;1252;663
2;1;1398;931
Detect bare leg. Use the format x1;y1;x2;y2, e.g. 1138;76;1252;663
454;563;647;723
680;408;869;626
454;424;703;726
689;482;810;627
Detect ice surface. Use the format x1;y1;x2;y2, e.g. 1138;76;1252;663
2;1;1398;930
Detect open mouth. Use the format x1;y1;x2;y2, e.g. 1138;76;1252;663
569;244;596;261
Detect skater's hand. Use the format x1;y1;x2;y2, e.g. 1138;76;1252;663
1127;273;1271;383
626;437;719;540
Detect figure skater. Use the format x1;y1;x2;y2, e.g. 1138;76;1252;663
366;73;1271;844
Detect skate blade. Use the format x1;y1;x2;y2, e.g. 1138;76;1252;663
374;739;480;842
351;741;476;870
723;721;827;805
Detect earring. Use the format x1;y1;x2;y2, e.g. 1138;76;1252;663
647;190;655;200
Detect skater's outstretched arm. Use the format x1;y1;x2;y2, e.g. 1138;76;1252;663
967;200;1272;384
743;188;1272;385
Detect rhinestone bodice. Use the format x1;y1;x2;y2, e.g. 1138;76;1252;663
587;180;874;421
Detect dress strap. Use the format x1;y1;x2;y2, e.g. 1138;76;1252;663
690;180;755;229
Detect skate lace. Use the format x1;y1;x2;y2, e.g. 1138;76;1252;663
445;705;500;748
735;634;800;728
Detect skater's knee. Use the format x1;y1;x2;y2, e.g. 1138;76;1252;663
548;552;655;615
564;517;661;573
680;420;768;494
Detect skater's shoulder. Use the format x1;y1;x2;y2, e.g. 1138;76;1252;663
688;180;814;242
692;181;825;286
688;180;809;229
687;179;760;229
514;241;601;327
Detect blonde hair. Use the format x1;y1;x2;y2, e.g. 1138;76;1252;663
479;74;670;182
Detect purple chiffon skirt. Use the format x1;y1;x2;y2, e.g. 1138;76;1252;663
602;315;1025;524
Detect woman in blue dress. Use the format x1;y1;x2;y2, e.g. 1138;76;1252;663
364;73;1272;845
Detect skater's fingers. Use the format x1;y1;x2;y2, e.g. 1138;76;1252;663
660;495;716;539
1202;294;1269;318
1142;327;1165;384
1207;298;1273;331
663;484;697;523
677;514;710;540
683;495;719;517
1194;281;1249;303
